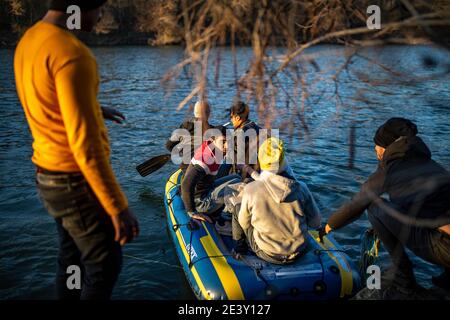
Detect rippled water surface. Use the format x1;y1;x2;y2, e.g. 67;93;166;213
1;45;449;299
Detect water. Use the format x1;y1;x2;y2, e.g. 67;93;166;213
1;45;449;299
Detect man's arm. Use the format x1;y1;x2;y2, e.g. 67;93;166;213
236;164;260;180
166;138;179;152
327;168;386;230
55;55;128;216
101;106;125;124
181;164;207;214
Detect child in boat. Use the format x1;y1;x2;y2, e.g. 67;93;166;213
232;137;322;264
181;126;241;223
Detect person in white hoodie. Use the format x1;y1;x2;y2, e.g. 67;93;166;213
232;137;322;264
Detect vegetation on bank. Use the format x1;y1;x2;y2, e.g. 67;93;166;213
1;0;449;47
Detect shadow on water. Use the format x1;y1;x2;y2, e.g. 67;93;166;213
138;187;166;208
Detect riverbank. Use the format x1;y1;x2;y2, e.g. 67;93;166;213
0;23;440;50
0;31;433;49
0;30;160;48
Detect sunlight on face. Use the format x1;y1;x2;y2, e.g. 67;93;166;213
375;145;385;161
230;113;241;129
214;135;227;155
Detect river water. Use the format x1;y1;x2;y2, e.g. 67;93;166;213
0;45;449;299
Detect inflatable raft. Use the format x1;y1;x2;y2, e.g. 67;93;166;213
164;169;361;300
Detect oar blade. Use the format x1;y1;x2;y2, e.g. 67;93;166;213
136;154;171;177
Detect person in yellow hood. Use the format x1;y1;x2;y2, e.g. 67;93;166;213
14;0;139;299
232;137;321;263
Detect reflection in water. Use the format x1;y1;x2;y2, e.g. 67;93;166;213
0;45;449;299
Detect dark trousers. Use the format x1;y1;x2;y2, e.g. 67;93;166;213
368;199;450;277
195;174;241;215
36;171;122;300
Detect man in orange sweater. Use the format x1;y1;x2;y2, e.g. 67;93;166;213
14;0;139;299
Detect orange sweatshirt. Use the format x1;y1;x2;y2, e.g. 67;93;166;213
14;21;128;216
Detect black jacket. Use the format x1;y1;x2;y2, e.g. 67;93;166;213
233;120;261;178
328;136;450;230
166;118;212;171
181;164;215;213
166;119;195;152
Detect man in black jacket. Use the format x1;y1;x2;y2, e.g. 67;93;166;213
323;118;450;295
220;101;261;180
166;100;214;171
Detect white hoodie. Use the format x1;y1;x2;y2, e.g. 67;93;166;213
238;171;321;257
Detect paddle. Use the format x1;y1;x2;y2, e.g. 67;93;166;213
136;122;232;177
136;154;171;177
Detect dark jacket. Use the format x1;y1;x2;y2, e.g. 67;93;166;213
328;136;450;230
233;120;261;178
166;118;212;171
165;119;195;152
181;164;215;213
181;140;221;213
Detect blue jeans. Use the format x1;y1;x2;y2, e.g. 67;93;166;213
36;171;122;300
195;174;241;215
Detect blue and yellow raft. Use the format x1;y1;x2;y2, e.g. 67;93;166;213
164;170;361;300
